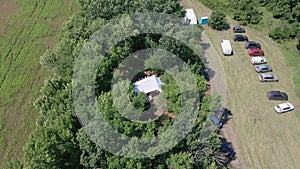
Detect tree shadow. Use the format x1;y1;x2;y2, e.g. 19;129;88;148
199;42;216;80
200;42;211;65
220;108;235;163
209;107;236;166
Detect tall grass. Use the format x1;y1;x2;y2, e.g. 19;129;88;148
280;42;300;97
0;0;78;167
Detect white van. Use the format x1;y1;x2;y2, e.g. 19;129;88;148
220;40;233;56
185;9;197;25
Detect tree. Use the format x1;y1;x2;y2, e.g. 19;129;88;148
269;24;296;42
76;130;108;168
17;0;233;168
291;3;300;22
2;160;23;169
166;153;193;169
23;125;81;169
79;0;184;20
22;76;82;169
208;10;229;30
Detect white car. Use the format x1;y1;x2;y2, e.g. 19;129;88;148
251;57;267;65
274;102;294;114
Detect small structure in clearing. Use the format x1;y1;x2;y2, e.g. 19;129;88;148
134;75;163;94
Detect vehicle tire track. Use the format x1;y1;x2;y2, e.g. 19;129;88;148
0;1;47;89
0;1;47;163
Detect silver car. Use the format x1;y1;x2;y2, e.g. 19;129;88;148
259;73;278;82
255;65;272;73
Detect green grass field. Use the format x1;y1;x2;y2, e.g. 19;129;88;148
246;7;300;98
0;0;78;167
182;0;300;168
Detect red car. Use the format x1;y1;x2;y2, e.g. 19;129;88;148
248;48;264;56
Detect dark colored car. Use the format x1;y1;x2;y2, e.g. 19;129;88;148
210;115;223;128
233;34;248;42
210;108;225;128
248;48;264;56
233;26;245;33
255;65;272;73
221;143;235;160
267;91;288;101
245;41;261;49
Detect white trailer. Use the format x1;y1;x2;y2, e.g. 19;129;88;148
185;9;197;25
220;40;233;56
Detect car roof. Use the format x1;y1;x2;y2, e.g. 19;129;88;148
234;34;244;37
247;41;257;44
234;26;243;29
252;56;264;60
210;115;220;123
268;91;282;95
257;65;269;68
278;103;290;109
261;73;273;78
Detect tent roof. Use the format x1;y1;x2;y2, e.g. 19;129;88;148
134;75;163;93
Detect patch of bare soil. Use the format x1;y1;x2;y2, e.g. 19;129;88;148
0;0;20;36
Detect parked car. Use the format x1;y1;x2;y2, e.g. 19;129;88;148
210;115;223;128
248;48;264;56
251;57;267;65
221;143;235;160
245;41;261;49
233;26;245;33
267;91;288;100
274;102;294;114
258;73;278;82
210;107;225;128
233;34;248;42
255;65;272;73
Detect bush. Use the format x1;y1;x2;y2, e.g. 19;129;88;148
208;10;229;30
233;8;262;25
269;25;297;41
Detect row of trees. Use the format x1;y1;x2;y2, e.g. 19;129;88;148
4;0;232;168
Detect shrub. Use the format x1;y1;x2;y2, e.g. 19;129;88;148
269;25;296;41
208;10;229;30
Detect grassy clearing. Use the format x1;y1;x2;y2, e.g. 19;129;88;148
245;7;300;98
280;41;300;97
0;0;78;167
230;6;300;99
182;0;300;168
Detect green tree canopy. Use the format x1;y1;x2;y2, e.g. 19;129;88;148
208;10;229;30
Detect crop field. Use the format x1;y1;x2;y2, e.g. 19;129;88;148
182;0;300;168
0;0;78;167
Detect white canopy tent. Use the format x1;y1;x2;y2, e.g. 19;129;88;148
134;75;163;94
